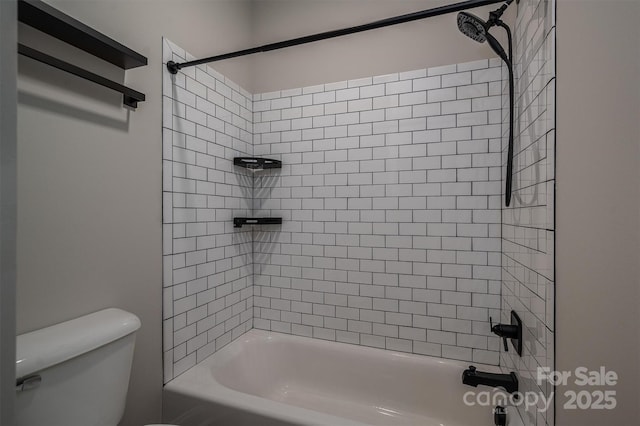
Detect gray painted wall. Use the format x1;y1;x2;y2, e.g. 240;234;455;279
249;0;513;93
16;1;253;425
0;0;17;424
556;0;640;424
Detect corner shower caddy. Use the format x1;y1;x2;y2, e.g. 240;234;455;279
233;157;282;228
233;157;282;170
17;0;147;109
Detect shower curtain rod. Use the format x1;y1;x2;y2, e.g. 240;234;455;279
166;0;505;74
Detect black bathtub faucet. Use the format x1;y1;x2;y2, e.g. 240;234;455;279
462;365;519;394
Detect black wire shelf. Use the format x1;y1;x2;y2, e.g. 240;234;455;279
233;217;282;228
234;157;282;171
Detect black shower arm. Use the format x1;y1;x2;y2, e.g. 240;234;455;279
485;0;514;64
487;0;515;28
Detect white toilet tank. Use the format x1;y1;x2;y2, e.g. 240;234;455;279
15;308;142;426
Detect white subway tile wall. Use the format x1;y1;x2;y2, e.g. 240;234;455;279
252;59;505;364
162;39;254;382
500;1;555;425
162;30;552;386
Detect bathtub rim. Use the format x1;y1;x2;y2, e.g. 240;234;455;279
163;329;503;426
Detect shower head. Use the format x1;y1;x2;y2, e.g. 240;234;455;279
457;12;487;43
457;11;509;64
456;2;516;207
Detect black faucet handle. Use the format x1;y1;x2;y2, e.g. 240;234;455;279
490;317;509;352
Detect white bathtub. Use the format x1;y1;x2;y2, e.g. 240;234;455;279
163;329;510;426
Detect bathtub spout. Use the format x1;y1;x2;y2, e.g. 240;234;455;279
462;365;518;394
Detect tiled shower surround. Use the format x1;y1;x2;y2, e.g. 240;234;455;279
162;39;254;381
252;62;505;361
163;42;506;378
163;14;556;394
500;0;556;425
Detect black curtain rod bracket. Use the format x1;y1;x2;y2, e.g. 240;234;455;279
167;0;505;74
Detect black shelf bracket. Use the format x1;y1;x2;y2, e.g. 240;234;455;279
234;157;282;171
18;44;145;109
234;218;282;228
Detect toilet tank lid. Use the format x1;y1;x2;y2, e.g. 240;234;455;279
16;308;141;378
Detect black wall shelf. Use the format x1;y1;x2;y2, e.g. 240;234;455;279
234;157;282;171
234;218;282;228
233;158;283;229
18;44;145;109
18;0;147;69
17;0;147;109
